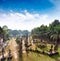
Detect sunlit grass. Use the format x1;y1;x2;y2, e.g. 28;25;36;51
19;52;56;61
19;43;60;61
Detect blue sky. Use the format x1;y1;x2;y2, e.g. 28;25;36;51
0;0;60;31
0;0;53;12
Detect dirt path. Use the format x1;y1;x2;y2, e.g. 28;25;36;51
9;38;19;61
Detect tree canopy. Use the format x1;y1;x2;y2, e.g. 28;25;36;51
31;19;60;44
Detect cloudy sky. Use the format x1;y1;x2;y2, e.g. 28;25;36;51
0;0;60;31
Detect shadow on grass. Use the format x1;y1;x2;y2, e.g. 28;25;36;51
50;53;60;61
28;49;47;56
19;50;23;61
1;57;6;61
19;54;23;61
7;56;13;61
28;49;60;61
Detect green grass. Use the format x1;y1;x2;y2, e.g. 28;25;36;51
19;52;56;61
19;44;60;61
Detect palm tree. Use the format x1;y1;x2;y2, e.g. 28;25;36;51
50;33;60;52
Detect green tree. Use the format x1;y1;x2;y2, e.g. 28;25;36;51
0;27;4;38
16;37;21;44
31;19;60;48
2;25;9;41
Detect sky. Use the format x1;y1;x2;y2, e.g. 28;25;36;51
0;0;60;31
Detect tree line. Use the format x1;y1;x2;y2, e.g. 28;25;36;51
31;19;60;50
0;25;9;42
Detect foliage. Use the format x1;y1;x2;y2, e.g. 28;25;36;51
16;37;21;44
0;25;9;41
31;19;60;51
31;19;60;41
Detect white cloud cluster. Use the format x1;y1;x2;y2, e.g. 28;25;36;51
0;10;51;31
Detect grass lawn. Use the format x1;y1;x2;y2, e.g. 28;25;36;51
19;52;56;61
19;44;60;61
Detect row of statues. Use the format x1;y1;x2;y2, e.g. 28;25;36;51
19;36;34;53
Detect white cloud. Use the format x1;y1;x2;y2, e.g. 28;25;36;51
0;10;52;31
